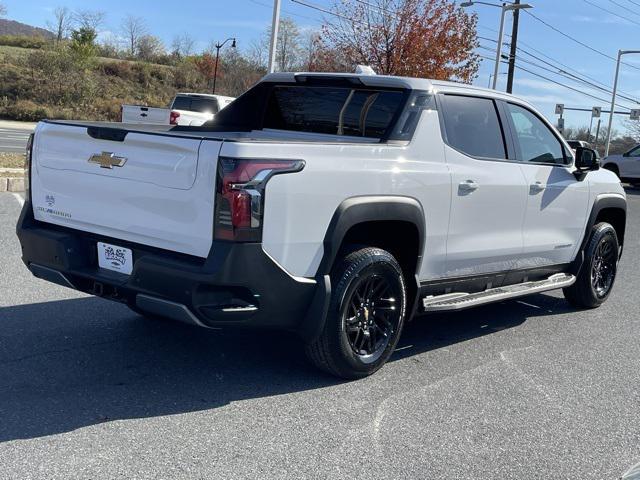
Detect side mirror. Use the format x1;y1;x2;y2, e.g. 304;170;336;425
575;146;599;172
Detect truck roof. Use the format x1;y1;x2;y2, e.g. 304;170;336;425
262;72;533;108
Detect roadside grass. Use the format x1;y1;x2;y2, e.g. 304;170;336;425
0;44;31;60
0;152;25;169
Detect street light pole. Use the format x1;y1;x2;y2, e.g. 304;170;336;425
212;37;236;95
461;1;533;91
493;5;508;90
268;0;282;73
605;49;640;157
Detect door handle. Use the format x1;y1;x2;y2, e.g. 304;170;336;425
458;180;479;194
529;181;546;194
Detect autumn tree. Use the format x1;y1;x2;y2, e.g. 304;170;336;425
172;33;196;58
194;53;218;89
48;7;73;44
137;35;165;61
624;119;640;143
121;15;147;56
316;0;480;82
73;9;106;32
251;17;306;71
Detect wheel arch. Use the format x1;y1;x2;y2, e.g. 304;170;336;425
570;194;626;274
299;196;426;343
317;196;426;276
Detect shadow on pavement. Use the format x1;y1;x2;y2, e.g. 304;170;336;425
0;292;573;442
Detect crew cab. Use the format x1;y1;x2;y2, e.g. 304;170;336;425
17;72;626;379
602;144;640;186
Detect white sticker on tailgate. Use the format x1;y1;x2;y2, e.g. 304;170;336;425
97;242;133;275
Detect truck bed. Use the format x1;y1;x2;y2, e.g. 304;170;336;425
44;120;386;145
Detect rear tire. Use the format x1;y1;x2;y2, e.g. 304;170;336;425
305;247;407;379
563;223;619;308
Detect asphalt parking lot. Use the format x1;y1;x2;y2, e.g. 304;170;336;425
1;190;639;479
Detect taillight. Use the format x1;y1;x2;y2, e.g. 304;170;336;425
170;110;180;125
25;133;34;202
214;157;304;242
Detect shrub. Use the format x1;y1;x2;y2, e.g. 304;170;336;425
0;99;50;121
0;35;50;50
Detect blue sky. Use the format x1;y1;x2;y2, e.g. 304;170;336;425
4;0;640;134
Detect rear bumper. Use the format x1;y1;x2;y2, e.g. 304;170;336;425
16;203;329;339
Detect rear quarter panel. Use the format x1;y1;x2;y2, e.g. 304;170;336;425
219;109;450;279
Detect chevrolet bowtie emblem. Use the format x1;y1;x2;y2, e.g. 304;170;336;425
88;152;127;169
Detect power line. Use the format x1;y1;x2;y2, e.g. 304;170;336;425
582;0;640;26
478;48;635;110
515;48;640;105
290;0;358;22
478;53;618;106
523;10;640;72
625;0;640;7
248;0;321;23
479;25;640;102
606;0;640;18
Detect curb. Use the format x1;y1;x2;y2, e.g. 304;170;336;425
0;177;25;192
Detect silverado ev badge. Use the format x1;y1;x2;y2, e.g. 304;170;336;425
88;152;127;169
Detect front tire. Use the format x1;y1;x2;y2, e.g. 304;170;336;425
564;223;619;308
305;247;407;379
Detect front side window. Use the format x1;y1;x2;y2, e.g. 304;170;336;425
263;86;404;139
507;103;566;165
440;95;507;160
628;146;640;157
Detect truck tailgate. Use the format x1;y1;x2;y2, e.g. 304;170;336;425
31;121;220;257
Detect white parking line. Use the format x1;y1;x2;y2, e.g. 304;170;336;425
12;192;25;207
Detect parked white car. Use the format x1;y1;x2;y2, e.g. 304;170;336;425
602;144;640;186
18;72;626;379
169;93;235;126
120;93;235;126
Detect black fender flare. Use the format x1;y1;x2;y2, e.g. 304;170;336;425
570;193;626;275
299;196;425;342
317;195;426;276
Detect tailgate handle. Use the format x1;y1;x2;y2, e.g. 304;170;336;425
87;127;128;142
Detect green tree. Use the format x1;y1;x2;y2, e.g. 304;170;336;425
70;27;97;67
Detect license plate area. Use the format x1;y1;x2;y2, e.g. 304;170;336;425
97;242;133;275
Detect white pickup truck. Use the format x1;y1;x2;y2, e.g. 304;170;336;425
120;93;235;126
17;72;626;378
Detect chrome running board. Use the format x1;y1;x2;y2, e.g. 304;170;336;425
422;273;576;312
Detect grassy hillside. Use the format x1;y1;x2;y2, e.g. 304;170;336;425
0;43;217;122
0;19;54;38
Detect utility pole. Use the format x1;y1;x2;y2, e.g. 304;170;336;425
605;49;640;156
268;0;282;73
505;0;520;93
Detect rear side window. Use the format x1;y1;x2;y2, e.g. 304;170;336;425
507;103;566;164
263;86;404;139
440;94;506;159
172;96;219;114
171;96;191;110
190;98;219;114
628;146;640;157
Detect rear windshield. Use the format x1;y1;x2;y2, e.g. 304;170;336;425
172;96;219;114
181;81;430;142
263;86;404;139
